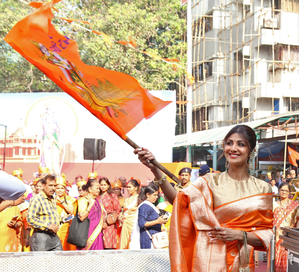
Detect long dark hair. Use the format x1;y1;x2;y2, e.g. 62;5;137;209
137;183;159;205
82;178;98;192
99;177;114;195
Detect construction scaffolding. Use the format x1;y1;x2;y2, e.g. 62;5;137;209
176;0;299;134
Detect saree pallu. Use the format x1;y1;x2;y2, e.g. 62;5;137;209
0;206;21;252
100;193;121;249
57;195;77;251
18;201;30;252
78;198;105;250
120;195;138;249
274;200;299;272
169;182;273;272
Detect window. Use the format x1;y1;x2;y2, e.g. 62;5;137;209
193;61;213;81
285;98;299;111
193;13;213;37
192;107;210;131
233;51;249;75
233;102;249;122
275;0;299;12
275;45;299;62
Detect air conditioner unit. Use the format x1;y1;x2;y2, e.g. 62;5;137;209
263;18;278;29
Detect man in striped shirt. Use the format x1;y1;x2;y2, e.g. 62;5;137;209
27;175;62;251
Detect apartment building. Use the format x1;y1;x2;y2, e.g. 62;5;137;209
188;0;299;131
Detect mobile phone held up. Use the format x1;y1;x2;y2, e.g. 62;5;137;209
62;215;74;223
163;212;171;221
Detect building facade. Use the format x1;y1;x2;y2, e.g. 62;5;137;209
189;0;299;131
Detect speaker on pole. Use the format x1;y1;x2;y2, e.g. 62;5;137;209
83;138;106;161
98;139;106;161
83;138;99;160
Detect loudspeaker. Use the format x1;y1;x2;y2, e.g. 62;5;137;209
83;138;98;160
83;138;106;161
98;139;106;161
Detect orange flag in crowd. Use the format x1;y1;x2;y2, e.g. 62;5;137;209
4;0;171;138
288;146;299;167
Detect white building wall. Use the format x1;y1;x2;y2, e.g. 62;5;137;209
192;0;299;129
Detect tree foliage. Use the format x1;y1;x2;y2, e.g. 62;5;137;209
0;0;186;92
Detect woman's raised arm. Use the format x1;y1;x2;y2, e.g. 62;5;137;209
134;147;177;204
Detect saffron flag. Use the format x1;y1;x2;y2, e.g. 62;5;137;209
288;146;299;167
5;0;171;138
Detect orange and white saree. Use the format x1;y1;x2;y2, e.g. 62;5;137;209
169;172;273;272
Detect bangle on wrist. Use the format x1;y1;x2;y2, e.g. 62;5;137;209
153;174;167;186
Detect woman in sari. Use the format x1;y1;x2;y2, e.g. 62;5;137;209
111;179;125;249
75;175;87;198
55;174;77;250
78;178;104;250
27;178;43;201
112;180;125;209
0;201;23;252
98;177;121;249
119;179;140;249
274;182;299;272
135;124;273;272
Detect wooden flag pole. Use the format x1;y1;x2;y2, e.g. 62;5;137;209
125;137;181;184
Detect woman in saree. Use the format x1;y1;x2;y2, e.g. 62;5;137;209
112;180;125;209
55;174;77;250
111;179;125;249
0;200;23;252
98;177;121;249
274;182;299;272
78;178;104;250
27;178;43;201
135;124;273;272
119;179;140;249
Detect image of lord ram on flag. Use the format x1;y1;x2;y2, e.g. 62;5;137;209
5;0;171;138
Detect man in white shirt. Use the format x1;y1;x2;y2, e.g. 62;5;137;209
270;179;278;194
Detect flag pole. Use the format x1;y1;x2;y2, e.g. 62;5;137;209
283;128;288;177
124;137;181;184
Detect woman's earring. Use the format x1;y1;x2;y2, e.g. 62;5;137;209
248;144;259;176
225;160;229;171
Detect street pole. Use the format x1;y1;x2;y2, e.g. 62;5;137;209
186;0;192;163
283;128;288;177
213;142;217;170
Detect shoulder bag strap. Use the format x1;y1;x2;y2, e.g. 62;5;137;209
144;227;152;240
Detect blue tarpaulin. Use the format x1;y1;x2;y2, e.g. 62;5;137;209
258;142;285;158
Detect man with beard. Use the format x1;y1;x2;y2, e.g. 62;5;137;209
175;167;192;191
27;175;62;251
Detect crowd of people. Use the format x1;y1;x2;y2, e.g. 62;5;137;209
0;164;202;253
2;124;299;272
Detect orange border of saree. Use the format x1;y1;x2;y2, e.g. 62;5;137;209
169;179;273;272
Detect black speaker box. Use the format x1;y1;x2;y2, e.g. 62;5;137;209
83;138;98;160
98;139;106;161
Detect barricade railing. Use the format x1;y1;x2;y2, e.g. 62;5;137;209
0;249;170;272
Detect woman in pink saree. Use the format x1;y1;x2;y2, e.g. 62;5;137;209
78;178;104;250
135;125;273;271
274;182;299;272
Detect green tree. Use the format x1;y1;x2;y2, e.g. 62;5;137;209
0;0;186;92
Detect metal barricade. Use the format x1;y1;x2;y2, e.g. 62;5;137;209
0;249;170;272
